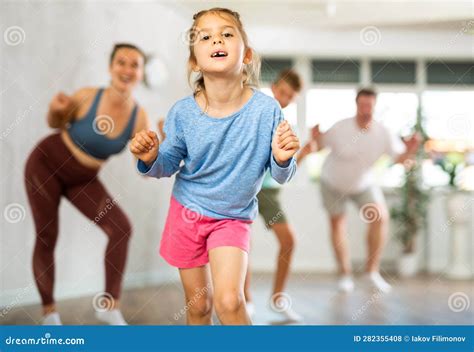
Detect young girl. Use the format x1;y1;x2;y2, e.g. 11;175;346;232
130;8;300;325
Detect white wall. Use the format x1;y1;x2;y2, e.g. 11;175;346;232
1;1;472;309
249;26;472;58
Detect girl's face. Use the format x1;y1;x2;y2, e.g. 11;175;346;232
109;48;144;92
192;13;251;77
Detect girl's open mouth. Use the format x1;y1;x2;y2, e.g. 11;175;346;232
211;50;228;58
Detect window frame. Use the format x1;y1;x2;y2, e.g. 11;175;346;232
259;56;472;137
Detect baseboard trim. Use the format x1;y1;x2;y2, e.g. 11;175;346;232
0;270;179;309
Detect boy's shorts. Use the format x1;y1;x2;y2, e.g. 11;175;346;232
257;188;288;228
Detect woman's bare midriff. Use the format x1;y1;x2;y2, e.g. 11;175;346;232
60;130;105;170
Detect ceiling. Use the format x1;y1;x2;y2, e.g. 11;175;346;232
170;0;474;32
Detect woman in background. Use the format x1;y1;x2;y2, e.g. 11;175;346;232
24;43;150;325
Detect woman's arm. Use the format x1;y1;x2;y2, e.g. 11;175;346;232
47;88;92;129
47;92;74;128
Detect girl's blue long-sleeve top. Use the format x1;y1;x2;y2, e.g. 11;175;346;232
137;90;296;220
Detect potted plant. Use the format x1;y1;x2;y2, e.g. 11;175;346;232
433;151;465;187
390;107;429;277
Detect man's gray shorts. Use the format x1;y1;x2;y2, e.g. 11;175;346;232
320;180;386;216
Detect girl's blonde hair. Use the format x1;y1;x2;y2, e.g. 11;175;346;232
186;8;260;96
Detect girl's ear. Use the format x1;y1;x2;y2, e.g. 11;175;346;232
190;57;201;72
243;48;253;65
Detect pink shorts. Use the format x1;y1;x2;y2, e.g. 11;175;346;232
159;196;252;269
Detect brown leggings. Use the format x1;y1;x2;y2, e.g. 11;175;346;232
24;133;132;306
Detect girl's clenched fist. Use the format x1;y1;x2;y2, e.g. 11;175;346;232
130;130;160;166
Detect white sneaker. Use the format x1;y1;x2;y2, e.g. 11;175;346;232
338;275;355;293
363;272;392;293
269;296;303;323
246;301;256;319
42;312;62;325
95;309;128;325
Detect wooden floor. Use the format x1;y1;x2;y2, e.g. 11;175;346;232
2;273;473;325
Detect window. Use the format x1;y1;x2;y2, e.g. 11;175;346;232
311;59;360;83
260;58;298;126
422;91;474;142
304;88;356;180
371;93;418;187
260;58;293;83
370;60;416;84
375;92;418;136
420;91;474;189
305;88;356;130
260;55;473;187
305;89;418;135
426;61;474;85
